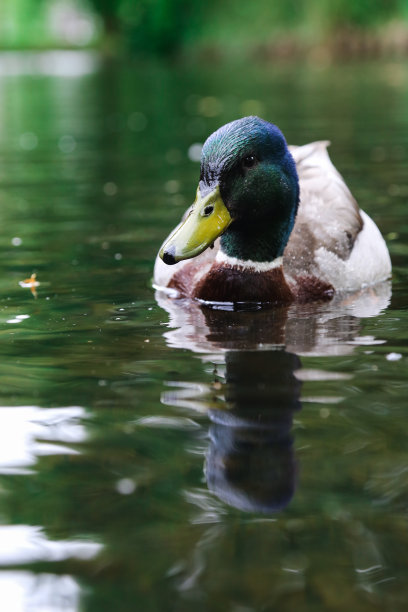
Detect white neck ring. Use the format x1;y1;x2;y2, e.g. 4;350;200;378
215;250;283;273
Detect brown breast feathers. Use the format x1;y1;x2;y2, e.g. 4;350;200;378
192;263;294;304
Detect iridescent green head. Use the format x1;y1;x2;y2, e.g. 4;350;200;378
160;116;299;264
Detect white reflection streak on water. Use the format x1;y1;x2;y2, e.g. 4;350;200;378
0;525;101;565
183;488;226;524
134;415;201;430
0;572;80;612
349;521;395;597
0;406;86;475
0;405;101;611
161;381;218;413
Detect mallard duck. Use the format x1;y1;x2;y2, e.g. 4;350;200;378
154;116;391;304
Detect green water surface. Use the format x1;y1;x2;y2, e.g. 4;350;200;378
0;53;407;611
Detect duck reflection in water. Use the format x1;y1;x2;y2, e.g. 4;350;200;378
157;283;390;513
206;349;301;513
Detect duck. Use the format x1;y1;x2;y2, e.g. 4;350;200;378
154;116;391;305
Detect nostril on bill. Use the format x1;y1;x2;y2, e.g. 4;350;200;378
203;205;214;216
162;246;177;265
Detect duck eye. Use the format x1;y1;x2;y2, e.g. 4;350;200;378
242;155;258;169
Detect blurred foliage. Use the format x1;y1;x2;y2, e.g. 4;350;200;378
297;0;406;28
89;0;206;55
0;0;407;55
83;0;408;55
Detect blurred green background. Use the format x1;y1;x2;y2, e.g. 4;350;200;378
0;0;407;58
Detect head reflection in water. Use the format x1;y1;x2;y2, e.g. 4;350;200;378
205;350;301;513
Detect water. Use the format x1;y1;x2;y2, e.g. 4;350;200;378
0;52;407;611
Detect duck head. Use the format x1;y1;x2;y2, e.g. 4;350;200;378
160;116;299;264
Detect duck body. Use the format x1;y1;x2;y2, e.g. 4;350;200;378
154;117;391;305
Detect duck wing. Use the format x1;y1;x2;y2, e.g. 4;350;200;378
284;141;363;277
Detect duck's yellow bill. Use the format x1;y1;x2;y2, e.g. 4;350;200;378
160;185;232;265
